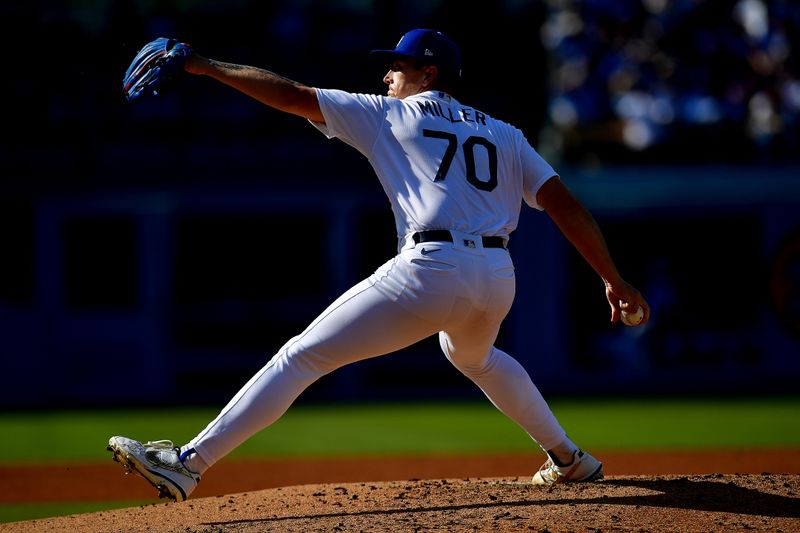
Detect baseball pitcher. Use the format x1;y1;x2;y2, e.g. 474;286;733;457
109;29;650;501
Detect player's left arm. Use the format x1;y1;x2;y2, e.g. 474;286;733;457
536;176;650;325
184;54;324;123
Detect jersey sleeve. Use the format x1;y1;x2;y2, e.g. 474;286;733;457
309;88;386;155
520;136;558;211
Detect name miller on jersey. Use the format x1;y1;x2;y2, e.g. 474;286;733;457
417;100;488;126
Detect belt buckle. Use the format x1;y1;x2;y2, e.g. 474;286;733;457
463;239;476;248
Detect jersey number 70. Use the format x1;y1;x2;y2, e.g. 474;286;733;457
423;129;498;192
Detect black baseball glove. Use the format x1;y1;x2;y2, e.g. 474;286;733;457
122;37;193;103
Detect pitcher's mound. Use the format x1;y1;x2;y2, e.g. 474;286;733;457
8;474;799;532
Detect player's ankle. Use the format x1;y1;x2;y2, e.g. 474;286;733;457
179;446;210;475
546;438;578;467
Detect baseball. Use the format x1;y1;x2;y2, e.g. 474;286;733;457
620;302;644;326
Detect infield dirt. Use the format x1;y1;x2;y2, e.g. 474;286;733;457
4;473;799;532
2;449;799;531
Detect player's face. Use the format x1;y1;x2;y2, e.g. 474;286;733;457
383;58;428;99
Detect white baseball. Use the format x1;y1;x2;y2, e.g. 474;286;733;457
620;302;644;326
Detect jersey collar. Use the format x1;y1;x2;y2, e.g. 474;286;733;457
416;90;456;105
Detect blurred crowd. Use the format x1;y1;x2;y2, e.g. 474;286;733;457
2;1;796;404
3;0;798;194
543;0;800;163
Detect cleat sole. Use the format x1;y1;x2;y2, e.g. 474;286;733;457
584;465;604;482
156;484;172;499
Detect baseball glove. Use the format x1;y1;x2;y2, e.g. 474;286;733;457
122;37;193;103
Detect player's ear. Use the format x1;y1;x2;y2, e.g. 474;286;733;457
422;65;438;88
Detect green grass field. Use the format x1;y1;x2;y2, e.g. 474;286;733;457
2;396;799;523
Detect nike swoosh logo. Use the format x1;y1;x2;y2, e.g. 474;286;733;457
420;248;440;256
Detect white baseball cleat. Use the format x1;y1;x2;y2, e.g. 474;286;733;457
531;449;604;485
107;436;200;501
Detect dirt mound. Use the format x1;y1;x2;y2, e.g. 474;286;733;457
6;474;799;532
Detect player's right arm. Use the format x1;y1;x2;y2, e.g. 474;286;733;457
184;54;324;123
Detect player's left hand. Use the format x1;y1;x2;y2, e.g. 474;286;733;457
123;37;193;103
605;279;650;326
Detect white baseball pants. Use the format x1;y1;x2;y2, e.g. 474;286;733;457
187;234;567;470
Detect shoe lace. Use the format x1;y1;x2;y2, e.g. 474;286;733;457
538;459;560;483
144;440;176;450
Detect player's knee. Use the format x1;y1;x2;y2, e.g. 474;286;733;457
442;341;495;377
279;338;341;375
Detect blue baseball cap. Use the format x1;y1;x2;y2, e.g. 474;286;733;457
371;29;462;77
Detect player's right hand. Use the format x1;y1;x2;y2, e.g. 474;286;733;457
605;280;650;326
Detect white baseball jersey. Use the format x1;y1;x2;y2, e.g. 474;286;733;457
186;88;571;472
311;89;557;242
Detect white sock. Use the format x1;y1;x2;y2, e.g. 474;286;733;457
179;445;210;476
